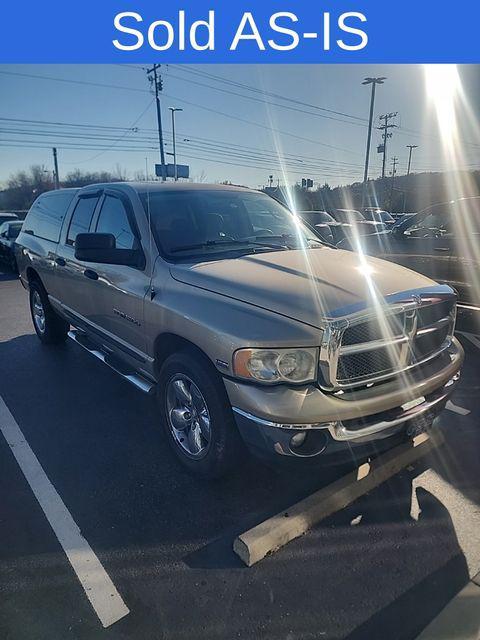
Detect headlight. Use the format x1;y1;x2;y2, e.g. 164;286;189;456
233;348;318;384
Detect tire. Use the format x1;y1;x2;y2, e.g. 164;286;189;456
158;351;244;478
29;280;69;345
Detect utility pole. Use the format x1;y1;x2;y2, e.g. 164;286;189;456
406;144;418;176
146;64;166;181
169;107;183;181
361;77;386;206
377;112;398;178
52;147;59;189
389;156;398;210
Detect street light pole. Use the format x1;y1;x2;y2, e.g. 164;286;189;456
169;107;183;181
406;144;418;176
361;77;386;206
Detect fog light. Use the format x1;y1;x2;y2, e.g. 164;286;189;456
290;432;307;448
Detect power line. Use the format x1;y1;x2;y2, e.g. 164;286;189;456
164;70;369;128
0;141;364;179
0;69;361;156
0;118;372;169
167;64;368;122
0;137;366;177
3;68;480;154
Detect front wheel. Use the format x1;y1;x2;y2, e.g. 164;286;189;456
29;281;69;344
158;351;243;478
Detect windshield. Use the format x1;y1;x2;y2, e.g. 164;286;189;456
140;190;324;258
300;211;335;225
364;210;393;223
334;209;365;223
404;198;480;236
379;210;394;222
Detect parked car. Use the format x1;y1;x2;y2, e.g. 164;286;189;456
338;196;480;306
330;208;386;241
16;184;463;477
298;210;336;244
0;212;19;226
391;212;416;222
0;220;23;271
363;208;395;226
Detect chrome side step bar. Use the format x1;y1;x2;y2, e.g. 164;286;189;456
68;330;156;395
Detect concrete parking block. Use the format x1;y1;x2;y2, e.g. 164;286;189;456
234;432;441;567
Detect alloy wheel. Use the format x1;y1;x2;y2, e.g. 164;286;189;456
165;374;211;459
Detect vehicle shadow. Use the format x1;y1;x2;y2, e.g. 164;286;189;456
343;485;470;640
0;333;473;640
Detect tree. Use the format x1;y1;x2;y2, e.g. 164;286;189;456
1;165;53;210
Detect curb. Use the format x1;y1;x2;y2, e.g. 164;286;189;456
234;432;439;567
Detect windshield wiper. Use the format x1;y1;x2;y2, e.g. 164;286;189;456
170;239;289;254
258;233;333;249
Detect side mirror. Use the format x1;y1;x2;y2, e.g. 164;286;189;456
74;233;142;267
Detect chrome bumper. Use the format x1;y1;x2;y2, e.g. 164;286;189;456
233;371;459;443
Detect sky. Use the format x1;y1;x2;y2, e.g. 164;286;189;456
0;64;479;189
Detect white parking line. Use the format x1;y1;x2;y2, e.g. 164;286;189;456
0;396;130;628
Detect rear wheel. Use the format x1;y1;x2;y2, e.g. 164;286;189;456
29;281;69;344
158;351;243;478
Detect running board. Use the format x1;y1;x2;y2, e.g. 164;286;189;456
68;330;156;395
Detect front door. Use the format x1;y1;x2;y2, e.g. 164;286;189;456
86;191;149;355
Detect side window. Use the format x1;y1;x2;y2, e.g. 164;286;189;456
67;196;99;245
95;195;137;250
23;191;76;242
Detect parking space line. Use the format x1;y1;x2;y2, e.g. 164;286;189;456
234;432;440;567
0;396;130;628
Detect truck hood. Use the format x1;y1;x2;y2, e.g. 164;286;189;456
170;248;437;328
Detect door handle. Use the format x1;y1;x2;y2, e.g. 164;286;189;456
84;269;98;280
55;257;66;266
434;247;450;252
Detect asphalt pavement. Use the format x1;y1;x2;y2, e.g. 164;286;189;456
0;265;479;640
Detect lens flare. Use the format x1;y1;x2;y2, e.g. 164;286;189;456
424;65;461;145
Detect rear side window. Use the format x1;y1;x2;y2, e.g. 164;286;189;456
23;191;76;242
67;196;99;245
95;195;137;250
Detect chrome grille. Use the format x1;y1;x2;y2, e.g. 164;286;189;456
336;347;397;382
342;311;405;346
319;292;456;390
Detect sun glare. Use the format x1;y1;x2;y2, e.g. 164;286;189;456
424;64;461;144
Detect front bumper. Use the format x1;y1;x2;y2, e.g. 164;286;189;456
228;339;463;462
233;372;459;462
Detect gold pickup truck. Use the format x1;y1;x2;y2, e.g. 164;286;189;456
16;183;463;477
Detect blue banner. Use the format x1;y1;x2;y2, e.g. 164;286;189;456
1;0;479;63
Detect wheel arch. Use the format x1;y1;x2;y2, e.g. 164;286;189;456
153;333;218;377
25;266;44;289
